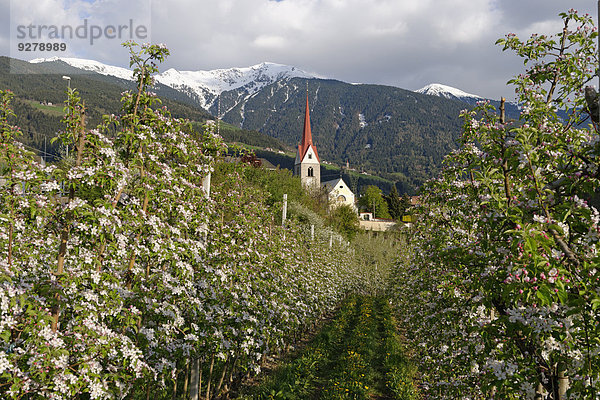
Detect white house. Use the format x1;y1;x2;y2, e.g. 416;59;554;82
323;177;356;210
358;212;396;231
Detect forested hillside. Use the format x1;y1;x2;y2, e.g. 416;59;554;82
219;78;468;191
0;57;287;159
18;56;490;193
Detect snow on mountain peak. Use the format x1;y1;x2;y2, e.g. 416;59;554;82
152;61;317;109
30;57;135;81
415;83;482;100
29;57;318;109
161;61;315;94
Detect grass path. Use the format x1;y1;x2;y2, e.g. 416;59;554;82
236;295;419;400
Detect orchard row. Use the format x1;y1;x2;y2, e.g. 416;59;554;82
391;10;600;400
0;43;366;399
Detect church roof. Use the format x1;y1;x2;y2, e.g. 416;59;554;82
298;95;319;162
322;177;350;193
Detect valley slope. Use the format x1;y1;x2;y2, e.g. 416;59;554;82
9;56;514;193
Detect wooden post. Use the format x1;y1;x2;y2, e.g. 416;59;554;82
329;233;333;248
202;172;211;198
558;366;568;400
282;194;287;226
311;224;314;240
189;358;199;400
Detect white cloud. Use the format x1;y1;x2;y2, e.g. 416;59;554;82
7;0;151;63
516;20;564;40
252;35;287;50
0;0;596;100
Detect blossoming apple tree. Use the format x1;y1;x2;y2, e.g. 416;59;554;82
0;42;362;399
392;9;600;399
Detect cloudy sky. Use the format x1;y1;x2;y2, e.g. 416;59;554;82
1;0;597;100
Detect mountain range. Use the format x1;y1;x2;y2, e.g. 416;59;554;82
6;56;518;193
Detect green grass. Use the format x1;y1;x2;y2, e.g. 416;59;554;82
236;295;419;400
23;99;65;117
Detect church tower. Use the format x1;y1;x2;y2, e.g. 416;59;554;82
294;94;320;188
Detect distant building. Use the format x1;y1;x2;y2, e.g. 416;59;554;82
293;92;356;211
258;158;277;171
358;212;396;231
323;177;356;210
294;94;321;189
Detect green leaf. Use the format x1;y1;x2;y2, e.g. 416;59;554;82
536;286;552;305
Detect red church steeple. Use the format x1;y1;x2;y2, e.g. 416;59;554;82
297;94;319;162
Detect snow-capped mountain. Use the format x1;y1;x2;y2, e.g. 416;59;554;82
30;57;317;110
30;56;135;81
17;55;486;193
157;62;316;110
415;83;482;102
416;83;523;120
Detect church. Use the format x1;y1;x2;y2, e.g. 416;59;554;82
294;93;356;210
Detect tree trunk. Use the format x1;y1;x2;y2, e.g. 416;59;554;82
52;103;86;332
535;382;544;400
215;357;229;397
205;354;215;400
7;222;13;267
227;355;238;386
183;360;190;396
171;368;178;400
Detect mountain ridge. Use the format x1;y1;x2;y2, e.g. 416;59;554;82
12;56;508;193
30;57;321;110
29;57;487;108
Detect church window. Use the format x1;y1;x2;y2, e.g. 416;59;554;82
308;167;314;177
337;195;346;202
308;153;312;159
